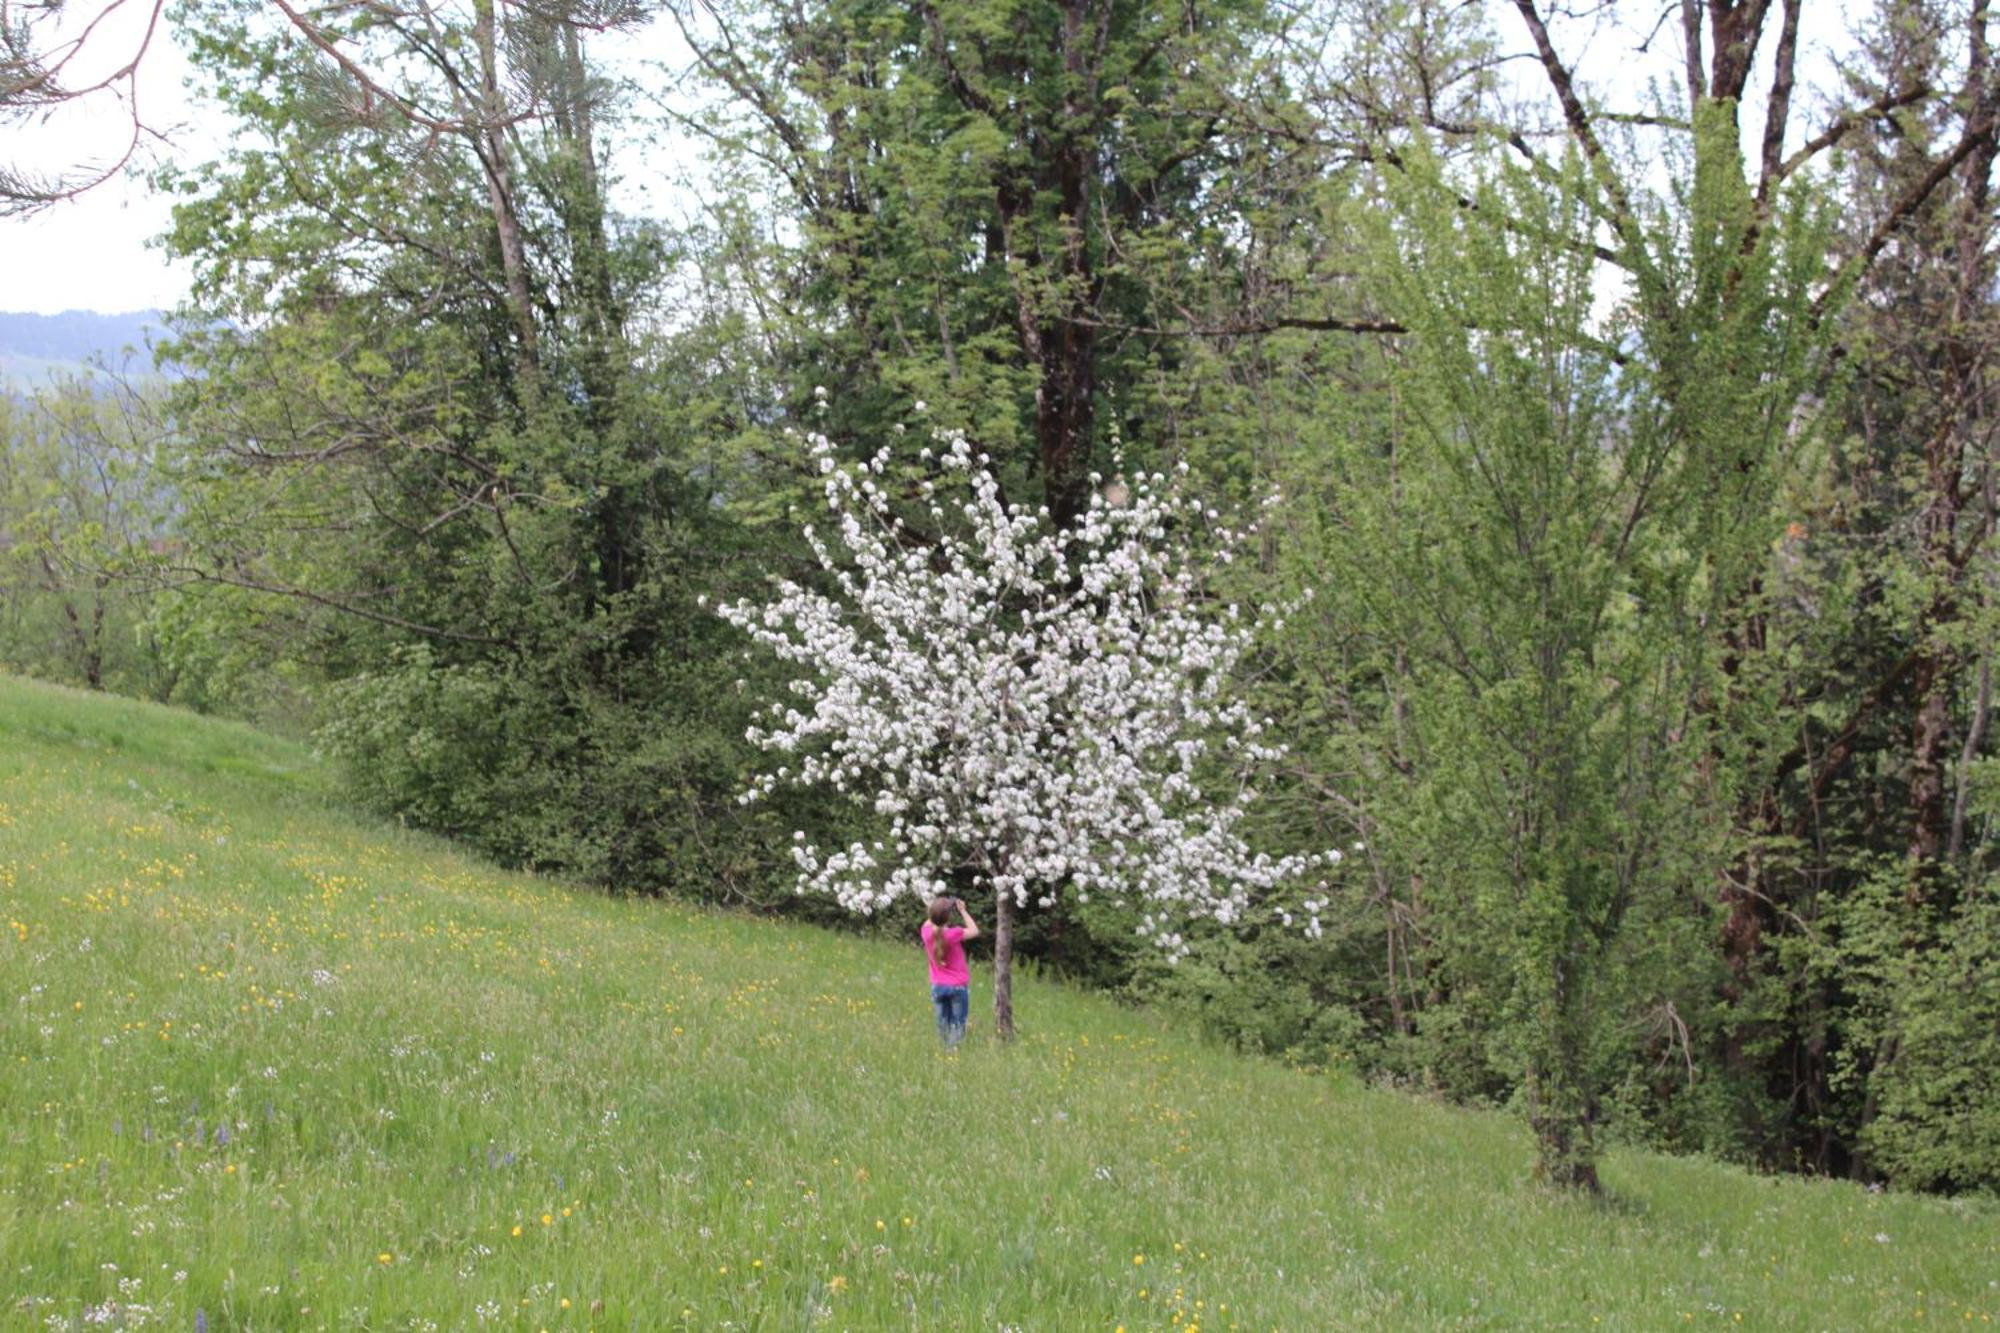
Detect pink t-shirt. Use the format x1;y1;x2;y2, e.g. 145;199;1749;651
921;923;969;986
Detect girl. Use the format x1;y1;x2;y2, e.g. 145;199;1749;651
922;896;980;1047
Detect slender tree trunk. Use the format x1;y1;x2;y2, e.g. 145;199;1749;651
555;20;621;390
1529;1075;1601;1192
1906;643;1956;879
1528;960;1601;1192
1679;0;1705;107
1904;4;1995;903
39;550;104;690
1949;649;1991;862
473;0;539;394
992;889;1016;1041
86;578;107;691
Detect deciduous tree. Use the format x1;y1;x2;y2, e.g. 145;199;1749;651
716;424;1328;1037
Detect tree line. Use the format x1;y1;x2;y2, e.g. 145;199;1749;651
2;0;1994;1192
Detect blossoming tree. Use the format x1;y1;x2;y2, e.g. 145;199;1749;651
714;425;1329;1039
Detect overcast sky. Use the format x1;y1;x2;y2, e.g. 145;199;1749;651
0;2;1865;319
2;11;207;316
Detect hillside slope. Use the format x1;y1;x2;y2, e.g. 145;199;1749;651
1;675;1993;1330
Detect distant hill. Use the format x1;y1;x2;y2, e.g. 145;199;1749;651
0;309;171;388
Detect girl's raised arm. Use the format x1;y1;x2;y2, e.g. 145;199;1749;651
955;899;982;940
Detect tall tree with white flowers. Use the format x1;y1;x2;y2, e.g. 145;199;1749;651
714;424;1331;1039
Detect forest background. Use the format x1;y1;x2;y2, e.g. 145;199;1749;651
2;0;1995;1193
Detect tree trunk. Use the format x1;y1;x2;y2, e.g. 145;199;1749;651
1903;10;1995;903
1705;0;1768;110
473;0;539;394
1529;1075;1602;1192
1949;649;1991;862
992;889;1016;1041
1528;984;1601;1192
40;550;104;690
1040;0;1099;531
85;584;106;691
987;0;1103;533
1906;644;1955;880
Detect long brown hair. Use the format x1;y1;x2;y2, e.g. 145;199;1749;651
927;897;955;974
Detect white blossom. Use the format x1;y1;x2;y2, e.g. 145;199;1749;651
715;427;1330;957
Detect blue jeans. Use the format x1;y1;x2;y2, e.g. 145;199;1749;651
931;984;969;1047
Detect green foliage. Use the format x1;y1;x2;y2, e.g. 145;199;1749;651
142;0;846;919
1859;880;2000;1192
1131;916;1380;1072
1814;862;2000;1193
1267;123;1835;1186
316;644;522;840
315;630;848;912
0;380;178;698
680;0;1289;498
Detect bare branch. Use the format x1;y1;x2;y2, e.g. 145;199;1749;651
1507;0;1640;245
1817;109;1999;324
1778;84;1932;181
1755;0;1802;211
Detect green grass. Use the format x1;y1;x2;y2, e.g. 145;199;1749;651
2;674;1995;1331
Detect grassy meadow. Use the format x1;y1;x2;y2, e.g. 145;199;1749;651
1;674;1996;1331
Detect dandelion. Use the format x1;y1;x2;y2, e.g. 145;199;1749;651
1134;1254;1145;1267
377;1253;392;1265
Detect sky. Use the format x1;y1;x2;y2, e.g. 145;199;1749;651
2;9;207;316
0;2;1867;319
5;175;191;316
